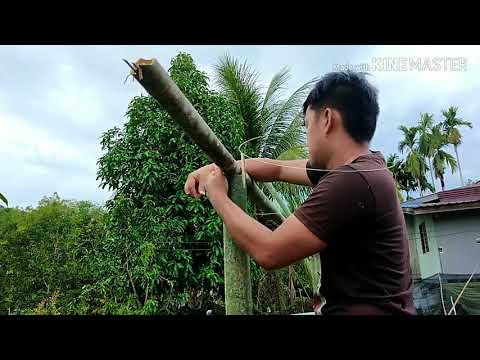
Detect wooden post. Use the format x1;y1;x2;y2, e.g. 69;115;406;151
223;175;252;314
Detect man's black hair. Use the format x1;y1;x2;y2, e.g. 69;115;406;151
303;70;379;143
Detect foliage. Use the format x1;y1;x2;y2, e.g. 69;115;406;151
398;124;434;195
386;154;408;202
1;52;315;315
441;106;473;185
90;52;246;314
429;124;457;191
441;106;473;147
0;193;105;314
214;54;315;199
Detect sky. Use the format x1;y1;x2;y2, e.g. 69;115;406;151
1;45;479;208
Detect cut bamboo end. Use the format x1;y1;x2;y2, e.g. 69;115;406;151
134;58;156;67
125;58;157;81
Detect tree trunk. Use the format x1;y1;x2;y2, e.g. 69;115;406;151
428;157;436;193
454;145;464;186
223;175;253;314
127;58;284;226
440;175;445;192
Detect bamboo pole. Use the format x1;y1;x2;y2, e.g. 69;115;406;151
223;175;252;315
126;58;284;226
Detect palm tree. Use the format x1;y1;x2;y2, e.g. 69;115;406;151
214;54;318;312
441;106;473;186
430;124;458;191
214;54;316;205
398;125;433;196
416;113;436;192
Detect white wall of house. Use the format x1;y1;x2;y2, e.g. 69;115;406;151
414;214;442;279
433;209;480;275
406;213;442;279
405;216;420;278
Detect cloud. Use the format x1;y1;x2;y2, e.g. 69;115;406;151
0;45;478;208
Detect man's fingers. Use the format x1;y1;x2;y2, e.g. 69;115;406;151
185;174;200;197
184;178;191;194
184;176;193;194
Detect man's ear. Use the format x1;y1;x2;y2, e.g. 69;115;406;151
323;108;334;135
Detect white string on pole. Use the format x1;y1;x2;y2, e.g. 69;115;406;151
238;136;395;174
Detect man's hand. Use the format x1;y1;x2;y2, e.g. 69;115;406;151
204;165;229;197
184;163;215;199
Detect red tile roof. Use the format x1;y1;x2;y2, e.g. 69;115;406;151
436;184;480;203
402;184;480;210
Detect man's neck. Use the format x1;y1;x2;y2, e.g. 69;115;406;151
326;143;370;170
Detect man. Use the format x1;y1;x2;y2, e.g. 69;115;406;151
184;71;415;315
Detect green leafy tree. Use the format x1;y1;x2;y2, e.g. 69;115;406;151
0;193;105;314
441;106;473;186
92;53;246;314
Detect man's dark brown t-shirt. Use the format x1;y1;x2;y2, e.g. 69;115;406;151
294;151;415;315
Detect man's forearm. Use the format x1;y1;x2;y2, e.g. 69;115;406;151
207;188;273;268
238;158;311;186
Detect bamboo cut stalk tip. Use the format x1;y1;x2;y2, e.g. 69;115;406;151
124;58;157;82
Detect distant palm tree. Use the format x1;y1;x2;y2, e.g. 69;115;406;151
398;125;433;196
416;113;436;192
441;106;473;186
386;153;417;200
429;124;457;191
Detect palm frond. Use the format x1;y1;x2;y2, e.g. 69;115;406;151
406;150;428;178
458;120;473;129
263;182;292;219
260;78;317;157
398;125;417;153
302;253;321;297
433;154;446;179
214;54;263;151
0;192;8;207
419;112;434;130
261;67;290;118
268;112;307;159
442;106;473;132
442;151;458;174
276;146;309;160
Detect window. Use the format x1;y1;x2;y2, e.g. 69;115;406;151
419;222;429;254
